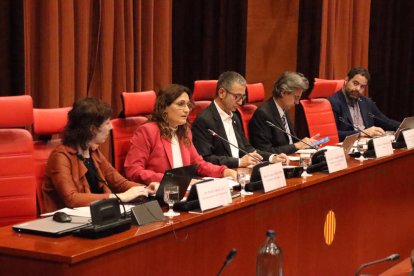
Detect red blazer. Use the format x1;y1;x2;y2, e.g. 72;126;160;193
124;122;227;184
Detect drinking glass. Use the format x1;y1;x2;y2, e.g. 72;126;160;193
163;185;180;217
355;140;368;162
300;153;312;177
237;171;253;196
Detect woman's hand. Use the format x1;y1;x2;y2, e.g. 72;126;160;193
223;168;237;180
146;182;159;195
116;186;148;202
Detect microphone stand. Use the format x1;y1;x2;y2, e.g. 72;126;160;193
338;117;373;138
265;121;317;150
207;129;263;163
355;254;400;276
217;248;237;276
368;112;400;131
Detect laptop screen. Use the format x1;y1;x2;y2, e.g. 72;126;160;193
155;164;198;202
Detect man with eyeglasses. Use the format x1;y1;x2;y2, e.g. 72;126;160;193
328;67;399;141
191;71;288;168
249;71;316;155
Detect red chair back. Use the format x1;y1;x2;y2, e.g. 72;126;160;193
111;91;156;175
192;80;218;101
311;79;344;98
32;107;71;213
300;98;339;145
0;95;36;225
189;80;218;124
238;83;265;138
0;95;33;128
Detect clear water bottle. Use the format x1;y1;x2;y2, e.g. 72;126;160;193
256;229;283;276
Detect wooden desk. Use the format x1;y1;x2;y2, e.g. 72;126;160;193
1;149;414;275
380;257;412;275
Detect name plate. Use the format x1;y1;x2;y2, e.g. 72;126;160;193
259;162;286;193
325;147;348;173
402;129;414;149
196;178;232;212
373;136;393;158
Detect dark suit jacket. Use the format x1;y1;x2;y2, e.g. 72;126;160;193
191;102;271;168
248;98;297;154
328;90;400;141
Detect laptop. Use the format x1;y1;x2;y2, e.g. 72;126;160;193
394;116;414;141
342;133;359;154
13;216;90;237
155;164;197;203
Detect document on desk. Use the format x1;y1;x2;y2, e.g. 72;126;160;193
373;136;393;158
260;162;286;192
196;178;232;212
325;147;347;173
403;128;414;149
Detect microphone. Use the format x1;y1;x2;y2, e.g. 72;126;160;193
217;248;237;276
265;121;317;150
368;112;400;130
355;253;400;276
338;117;373;138
78;154;128;218
207;129;262;163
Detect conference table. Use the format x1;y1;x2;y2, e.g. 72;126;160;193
1;148;414;275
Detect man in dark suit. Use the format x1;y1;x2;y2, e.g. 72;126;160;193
249;72;316;154
191;71;288;168
328;67;400;141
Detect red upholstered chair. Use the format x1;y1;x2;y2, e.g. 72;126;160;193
314;78;344;98
0;95;37;226
238;83;265;138
189;80;218;123
32;107;71;213
300;78;343;145
111;91;156;176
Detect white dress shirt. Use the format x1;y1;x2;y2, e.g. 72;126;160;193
214;100;239;158
171;131;183;168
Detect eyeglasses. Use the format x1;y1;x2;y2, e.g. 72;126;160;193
174;100;194;110
224;88;247;101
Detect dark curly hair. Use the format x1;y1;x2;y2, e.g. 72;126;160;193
151;84;192;145
62;97;112;150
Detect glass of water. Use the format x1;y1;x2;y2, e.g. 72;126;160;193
163;185;180;217
300;153;312;177
238;170;253;196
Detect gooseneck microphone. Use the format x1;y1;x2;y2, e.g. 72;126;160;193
79;154;128;218
207;129;262;163
355;253;400;276
217;248;237;276
338;116;373;138
265;120;317;150
368;112;400;130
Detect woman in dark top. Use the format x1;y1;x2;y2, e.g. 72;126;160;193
41;97;157;213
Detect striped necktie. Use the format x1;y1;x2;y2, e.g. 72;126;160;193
281;114;293;144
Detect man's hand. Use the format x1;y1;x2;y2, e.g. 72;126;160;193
239;151;262;167
294;137;317;150
364;126;385;137
271;153;289;165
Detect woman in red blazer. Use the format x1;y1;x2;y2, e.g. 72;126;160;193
124;84;236;185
